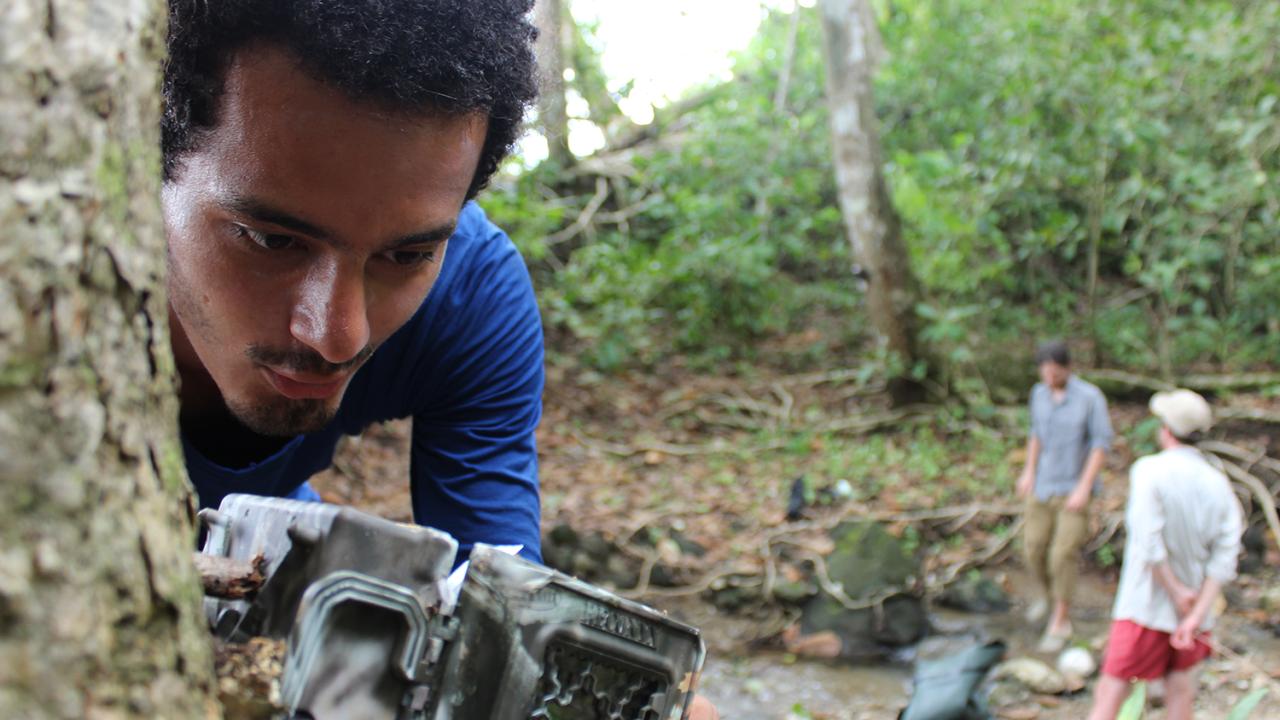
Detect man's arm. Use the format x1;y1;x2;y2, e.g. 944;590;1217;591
1017;435;1041;498
1152;561;1197;616
1017;390;1043;498
1173;487;1246;648
1171;578;1222;650
1065;447;1105;511
1130;480;1208;647
1065;391;1113;511
1127;463;1177;605
403;207;545;564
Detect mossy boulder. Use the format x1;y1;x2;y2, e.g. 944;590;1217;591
799;521;928;660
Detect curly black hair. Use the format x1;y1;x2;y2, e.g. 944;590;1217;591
162;0;538;199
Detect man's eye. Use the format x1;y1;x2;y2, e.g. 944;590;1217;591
237;225;295;251
382;249;436;267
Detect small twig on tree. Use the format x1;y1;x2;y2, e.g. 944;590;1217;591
1085;512;1124;554
195;553;266;599
1208;638;1280;696
813;405;932;434
926;517;1024;591
772;367;880;389
546;177;609;246
1215;406;1280;426
771;383;795;426
942;506;981;535
1211;457;1280;552
595;192;663;225
761;538;778;603
1080;369;1176;394
1180;372;1280;393
799;551;906;611
625;549;661;598
1082;369;1280;395
622;566;758;600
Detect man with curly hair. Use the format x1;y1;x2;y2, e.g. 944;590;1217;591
161;3;720;716
162;0;547;561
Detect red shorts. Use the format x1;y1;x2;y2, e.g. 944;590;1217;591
1101;620;1212;680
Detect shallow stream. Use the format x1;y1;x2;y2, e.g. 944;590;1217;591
688;571;1280;719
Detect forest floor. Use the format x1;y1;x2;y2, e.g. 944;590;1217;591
310;360;1280;719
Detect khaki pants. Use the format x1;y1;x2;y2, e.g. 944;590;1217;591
1023;496;1089;603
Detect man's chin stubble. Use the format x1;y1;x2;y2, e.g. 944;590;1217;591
228;398;337;437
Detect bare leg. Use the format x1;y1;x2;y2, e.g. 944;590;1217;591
1047;598;1073;636
1087;674;1134;720
1164;669;1196;720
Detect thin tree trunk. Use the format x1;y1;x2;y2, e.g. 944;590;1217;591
774;6;803;113
0;2;217;718
1085;153;1106;367
755;7;806;233
819;0;931;404
534;0;573;167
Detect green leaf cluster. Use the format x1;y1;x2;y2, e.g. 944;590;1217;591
879;0;1280;377
484;0;1279;377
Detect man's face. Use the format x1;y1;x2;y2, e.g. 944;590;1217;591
164;44;486;436
1038;361;1070;390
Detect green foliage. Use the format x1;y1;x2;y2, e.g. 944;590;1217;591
1227;688;1269;720
1096;542;1118;568
786;703;815;720
1126;416;1164;457
485;8;852;370
1118;681;1147;720
878;0;1280;373
486;0;1279;375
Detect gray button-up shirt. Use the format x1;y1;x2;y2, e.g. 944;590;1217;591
1029;376;1113;499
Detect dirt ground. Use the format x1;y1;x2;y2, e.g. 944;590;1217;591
309;364;1280;719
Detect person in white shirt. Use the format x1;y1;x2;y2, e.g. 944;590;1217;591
1087;389;1243;720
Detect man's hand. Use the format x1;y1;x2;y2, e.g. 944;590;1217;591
1064;483;1091;512
1170;577;1221;651
689;694;719;720
1170;584;1197;618
1016;468;1035;499
1171;613;1202;651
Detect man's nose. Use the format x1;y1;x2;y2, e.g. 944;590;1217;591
290;260;371;365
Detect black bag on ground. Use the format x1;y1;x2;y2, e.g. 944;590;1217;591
898;640;1006;720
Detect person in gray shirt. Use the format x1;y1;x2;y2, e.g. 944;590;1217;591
1016;340;1113;651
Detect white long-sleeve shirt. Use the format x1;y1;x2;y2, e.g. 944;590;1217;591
1112;446;1244;633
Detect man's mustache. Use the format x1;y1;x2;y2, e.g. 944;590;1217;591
246;343;375;375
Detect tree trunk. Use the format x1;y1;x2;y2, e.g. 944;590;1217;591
819;0;931;404
0;2;218;718
534;0;573;167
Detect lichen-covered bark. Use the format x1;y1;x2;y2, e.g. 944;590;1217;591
0;1;218;717
534;0;572;166
819;0;932;404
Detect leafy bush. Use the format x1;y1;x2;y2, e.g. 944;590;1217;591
485;0;1279;376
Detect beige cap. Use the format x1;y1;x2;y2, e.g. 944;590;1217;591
1150;389;1212;438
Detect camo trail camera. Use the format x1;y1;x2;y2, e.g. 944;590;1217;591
200;494;705;720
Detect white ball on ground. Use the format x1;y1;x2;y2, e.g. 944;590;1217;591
1056;646;1097;679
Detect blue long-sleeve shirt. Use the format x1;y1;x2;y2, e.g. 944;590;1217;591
183;202;544;563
